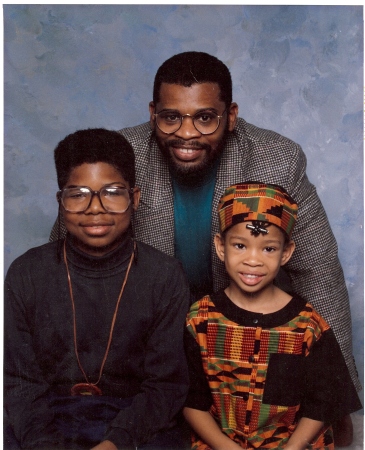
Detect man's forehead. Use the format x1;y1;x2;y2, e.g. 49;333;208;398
156;82;224;109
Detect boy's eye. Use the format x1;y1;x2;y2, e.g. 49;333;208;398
234;243;245;250
264;247;276;253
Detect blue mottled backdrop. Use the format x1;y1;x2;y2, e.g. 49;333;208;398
4;5;364;392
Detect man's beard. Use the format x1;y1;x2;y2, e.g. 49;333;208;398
156;128;229;184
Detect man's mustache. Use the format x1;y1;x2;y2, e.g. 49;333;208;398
165;139;211;151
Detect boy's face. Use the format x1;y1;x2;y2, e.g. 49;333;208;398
214;221;295;296
60;162;140;256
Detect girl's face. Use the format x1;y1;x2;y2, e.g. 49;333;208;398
60;162;140;256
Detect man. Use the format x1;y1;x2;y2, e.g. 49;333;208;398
51;52;360;445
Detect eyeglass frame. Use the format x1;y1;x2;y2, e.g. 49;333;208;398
57;186;135;213
153;108;227;135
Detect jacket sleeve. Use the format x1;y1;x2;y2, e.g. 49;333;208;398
279;143;359;388
4;264;66;449
104;261;190;449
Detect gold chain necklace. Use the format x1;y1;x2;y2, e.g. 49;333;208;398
63;238;135;395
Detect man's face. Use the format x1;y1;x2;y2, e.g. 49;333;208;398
149;82;238;176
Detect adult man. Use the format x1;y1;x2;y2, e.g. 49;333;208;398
51;52;359;444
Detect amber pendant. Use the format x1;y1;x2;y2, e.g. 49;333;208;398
71;383;102;396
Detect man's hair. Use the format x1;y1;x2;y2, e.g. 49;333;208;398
153;51;232;107
54;128;135;189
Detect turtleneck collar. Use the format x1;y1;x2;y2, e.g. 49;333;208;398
64;231;135;278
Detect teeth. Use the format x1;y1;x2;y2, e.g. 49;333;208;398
179;148;194;154
245;274;259;278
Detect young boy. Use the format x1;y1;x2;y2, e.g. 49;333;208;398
183;182;361;450
4;128;190;450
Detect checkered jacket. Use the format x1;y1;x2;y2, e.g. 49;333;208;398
50;118;359;389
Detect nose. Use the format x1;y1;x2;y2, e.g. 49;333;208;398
85;192;106;214
243;249;263;267
174;115;202;140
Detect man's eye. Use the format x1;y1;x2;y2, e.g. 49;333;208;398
195;113;214;123
162;114;180;123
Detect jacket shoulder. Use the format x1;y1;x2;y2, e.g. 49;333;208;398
235;117;300;147
119;122;152;147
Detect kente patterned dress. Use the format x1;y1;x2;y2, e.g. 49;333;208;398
185;290;361;450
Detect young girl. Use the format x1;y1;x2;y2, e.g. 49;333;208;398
184;182;361;450
5;128;190;450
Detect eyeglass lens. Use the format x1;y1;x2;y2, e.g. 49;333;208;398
156;111;221;135
61;187;131;213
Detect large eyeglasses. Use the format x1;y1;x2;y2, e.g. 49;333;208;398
153;109;226;135
57;186;134;213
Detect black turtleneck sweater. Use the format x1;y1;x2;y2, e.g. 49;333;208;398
4;234;190;449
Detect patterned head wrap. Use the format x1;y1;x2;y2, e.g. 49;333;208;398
218;182;298;237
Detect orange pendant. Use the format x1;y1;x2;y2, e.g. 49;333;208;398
71;383;102;396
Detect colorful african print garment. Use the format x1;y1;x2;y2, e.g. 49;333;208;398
185;290;361;449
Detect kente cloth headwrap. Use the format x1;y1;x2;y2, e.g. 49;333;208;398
217;182;298;237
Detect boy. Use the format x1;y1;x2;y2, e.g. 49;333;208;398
4;128;190;450
183;182;361;450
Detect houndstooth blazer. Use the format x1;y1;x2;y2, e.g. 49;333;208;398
50;118;359;389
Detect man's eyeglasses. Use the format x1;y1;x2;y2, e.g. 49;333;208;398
153;109;226;135
57;186;134;213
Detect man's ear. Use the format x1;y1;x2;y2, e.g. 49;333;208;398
214;233;225;262
149;102;156;130
227;102;238;132
131;186;141;211
281;240;295;266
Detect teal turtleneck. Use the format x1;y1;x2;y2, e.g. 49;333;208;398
171;160;219;300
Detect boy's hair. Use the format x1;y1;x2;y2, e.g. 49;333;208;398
153;51;232;107
218;182;298;238
54;128;135;189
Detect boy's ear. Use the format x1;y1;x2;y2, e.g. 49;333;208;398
214;233;225;262
132;186;141;211
280;240;295;266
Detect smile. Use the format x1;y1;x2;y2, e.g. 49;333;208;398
239;272;265;286
81;223;113;236
171;146;203;161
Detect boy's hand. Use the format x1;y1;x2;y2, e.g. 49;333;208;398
90;440;118;450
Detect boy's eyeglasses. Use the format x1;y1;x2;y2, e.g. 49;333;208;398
153;109;226;135
57;186;134;213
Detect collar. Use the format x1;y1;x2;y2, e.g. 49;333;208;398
65;232;135;278
210;289;308;329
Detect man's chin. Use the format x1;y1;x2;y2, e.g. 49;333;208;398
168;156;214;179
